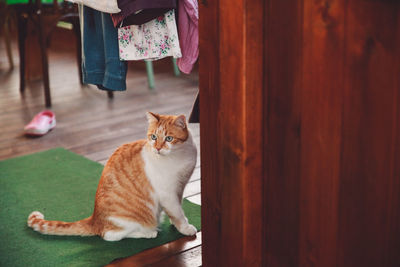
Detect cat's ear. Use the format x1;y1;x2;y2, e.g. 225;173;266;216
146;112;160;124
174;115;186;129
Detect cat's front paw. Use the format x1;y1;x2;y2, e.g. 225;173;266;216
178;224;197;236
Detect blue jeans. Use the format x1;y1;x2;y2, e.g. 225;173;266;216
80;5;127;91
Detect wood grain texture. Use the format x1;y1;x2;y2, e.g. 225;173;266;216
201;0;400;266
148;245;202;267
263;1;302;266
391;16;400;265
337;1;400;266
107;232;201;266
298;1;345;266
198;0;221;265
264;1;400;266
200;0;264;266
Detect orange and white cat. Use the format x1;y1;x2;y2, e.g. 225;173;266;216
27;112;197;241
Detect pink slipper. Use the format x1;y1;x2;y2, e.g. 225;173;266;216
24;110;56;136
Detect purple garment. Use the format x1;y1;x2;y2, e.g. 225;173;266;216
111;0;176;27
177;0;198;74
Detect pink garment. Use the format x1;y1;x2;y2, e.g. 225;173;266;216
177;0;198;74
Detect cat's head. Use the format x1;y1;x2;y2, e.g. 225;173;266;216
146;112;189;155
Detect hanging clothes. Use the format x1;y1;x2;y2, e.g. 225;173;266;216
111;0;176;28
118;10;182;61
80;5;128;91
67;0;120;14
177;0;198;74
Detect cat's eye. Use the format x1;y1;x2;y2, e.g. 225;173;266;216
151;134;157;140
165;136;173;142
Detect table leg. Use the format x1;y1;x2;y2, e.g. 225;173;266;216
36;10;51;107
17;11;27;92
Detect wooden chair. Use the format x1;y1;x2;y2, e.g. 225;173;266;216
11;0;81;107
145;58;180;90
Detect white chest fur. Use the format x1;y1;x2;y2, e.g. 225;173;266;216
141;131;197;199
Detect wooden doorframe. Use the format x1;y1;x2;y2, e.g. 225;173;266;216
199;0;400;266
199;0;266;266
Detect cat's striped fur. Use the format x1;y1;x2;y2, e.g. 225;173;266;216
27;112;197;241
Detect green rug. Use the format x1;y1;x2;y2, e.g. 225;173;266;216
0;148;201;267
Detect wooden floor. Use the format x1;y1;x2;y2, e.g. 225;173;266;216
0;33;201;266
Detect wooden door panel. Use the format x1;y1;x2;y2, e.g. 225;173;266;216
298;1;346;266
200;0;265;266
200;0;400;266
338;2;400;266
263;1;303;266
198;0;221;265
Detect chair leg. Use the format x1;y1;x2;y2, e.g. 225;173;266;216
145;60;155;90
4;17;14;69
36;11;51;107
172;57;180;76
17;12;27;92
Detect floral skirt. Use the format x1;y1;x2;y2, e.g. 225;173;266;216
118;10;182;61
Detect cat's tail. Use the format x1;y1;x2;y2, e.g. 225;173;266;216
27;211;95;236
